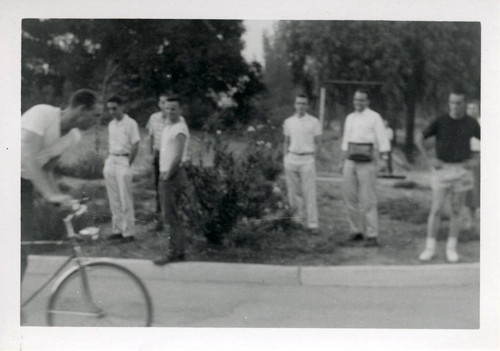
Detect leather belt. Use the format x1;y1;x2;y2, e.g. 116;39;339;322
289;151;314;156
111;153;130;157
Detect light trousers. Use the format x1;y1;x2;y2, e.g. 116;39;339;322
284;155;319;229
103;156;136;237
342;159;379;238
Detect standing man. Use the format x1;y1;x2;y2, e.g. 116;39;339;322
463;100;480;233
146;93;186;231
283;94;322;233
21;89;100;280
103;96;141;243
416;90;480;262
153;95;190;265
146;93;169;229
340;89;390;247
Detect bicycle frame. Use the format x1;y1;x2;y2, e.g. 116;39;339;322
21;244;87;308
22;205;93;309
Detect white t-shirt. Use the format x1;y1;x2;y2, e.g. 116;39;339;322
108;114;141;155
283;113;322;154
159;119;190;172
341;108;391;153
21;105;61;179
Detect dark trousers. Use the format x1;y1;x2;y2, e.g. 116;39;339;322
159;167;187;255
21;178;35;281
153;151;161;214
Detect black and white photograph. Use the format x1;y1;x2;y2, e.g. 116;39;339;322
1;0;499;350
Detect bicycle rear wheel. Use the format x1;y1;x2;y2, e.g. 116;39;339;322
47;261;153;327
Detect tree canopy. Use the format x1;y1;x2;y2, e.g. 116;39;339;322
22;19;264;128
264;21;480;157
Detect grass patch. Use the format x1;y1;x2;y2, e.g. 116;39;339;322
379;198;429;224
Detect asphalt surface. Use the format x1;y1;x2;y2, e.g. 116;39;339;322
21;257;479;329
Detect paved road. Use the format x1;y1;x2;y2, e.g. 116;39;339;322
22;271;479;328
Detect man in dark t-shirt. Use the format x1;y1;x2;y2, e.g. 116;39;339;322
415;91;480;263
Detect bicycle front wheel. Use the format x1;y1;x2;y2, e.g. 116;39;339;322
47;261;153;327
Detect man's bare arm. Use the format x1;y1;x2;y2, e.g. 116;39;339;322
22;129;70;202
314;135;322;159
129;141;140;165
283;135;290;158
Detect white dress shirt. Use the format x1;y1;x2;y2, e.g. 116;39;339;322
341;108;390;153
283;113;322;153
108;114;141;155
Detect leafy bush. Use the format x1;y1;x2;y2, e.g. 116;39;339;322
180;125;288;245
54;151;104;179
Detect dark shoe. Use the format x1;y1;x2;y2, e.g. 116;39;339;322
153;253;185;266
107;233;124;241
349;233;365;241
308;228;321;235
364;237;379;247
120;236;135;244
107;233;135;243
153;255;170;266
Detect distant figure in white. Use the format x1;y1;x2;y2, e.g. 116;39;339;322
103;96;141;243
283;94;322;234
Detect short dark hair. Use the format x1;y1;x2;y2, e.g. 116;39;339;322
354;88;369;98
450;87;466;98
467;99;480;106
107;96;123;105
158;92;169;100
69;89;97;110
296;94;308;100
167;95;181;104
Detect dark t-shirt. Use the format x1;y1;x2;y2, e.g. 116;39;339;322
423;114;480;162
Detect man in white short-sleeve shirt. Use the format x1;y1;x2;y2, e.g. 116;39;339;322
21;89;100;280
340;89;390;247
283;94;322;232
153;96;190;265
103;96;141;242
146;93;186;224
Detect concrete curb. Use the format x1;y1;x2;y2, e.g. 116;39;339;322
27;255;479;287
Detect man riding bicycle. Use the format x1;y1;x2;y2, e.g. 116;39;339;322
21;89;101;280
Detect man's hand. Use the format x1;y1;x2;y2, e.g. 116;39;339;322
46;193;74;210
160;171;169;181
428;158;443;170
337;161;344;174
463;157;479;170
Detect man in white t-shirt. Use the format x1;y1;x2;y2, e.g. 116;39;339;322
283;94;322;233
153;95;190;265
146;93;186;230
21;89;100;280
103;96;141;243
340;89;390;247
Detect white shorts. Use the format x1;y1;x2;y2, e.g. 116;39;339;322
431;163;473;193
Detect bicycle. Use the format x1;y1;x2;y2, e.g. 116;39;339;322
21;199;154;327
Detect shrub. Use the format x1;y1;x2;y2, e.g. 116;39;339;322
180;125;288;245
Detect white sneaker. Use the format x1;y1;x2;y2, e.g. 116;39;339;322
446;249;459;263
419;248;435;261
